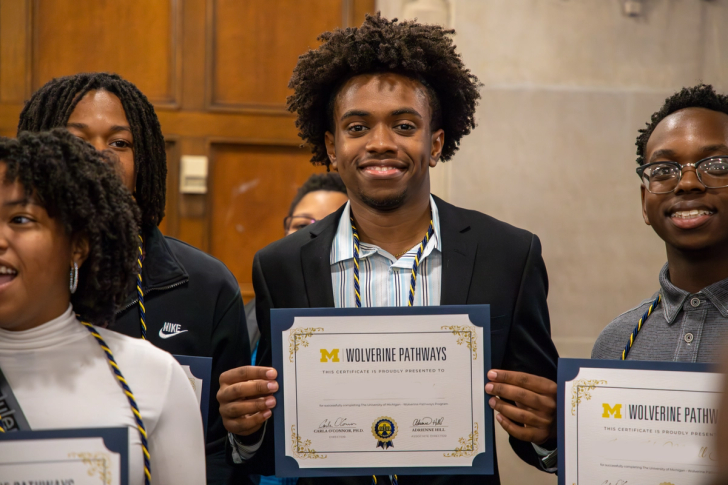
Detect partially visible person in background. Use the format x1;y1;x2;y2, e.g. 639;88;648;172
246;172;348;356
18;72;248;484
0;129;206;484
592;84;728;362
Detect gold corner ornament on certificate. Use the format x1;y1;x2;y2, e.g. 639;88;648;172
279;310;487;470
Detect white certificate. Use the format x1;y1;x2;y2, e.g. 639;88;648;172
0;427;128;484
279;312;486;470
560;359;722;485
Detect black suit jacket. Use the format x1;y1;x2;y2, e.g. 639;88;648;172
244;196;558;485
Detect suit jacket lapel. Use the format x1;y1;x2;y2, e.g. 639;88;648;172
435;196;477;305
300;206;342;308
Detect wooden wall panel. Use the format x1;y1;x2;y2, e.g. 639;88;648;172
32;0;181;107
207;0;343;112
209;143;324;297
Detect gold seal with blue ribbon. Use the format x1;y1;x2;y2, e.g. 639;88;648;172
372;416;398;449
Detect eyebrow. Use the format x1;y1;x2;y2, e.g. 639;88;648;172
340;110;370;121
701;144;728;154
3;198;35;207
391;108;422;118
648;145;728;163
648;149;677;163
339;108;423;122
66;122;132;134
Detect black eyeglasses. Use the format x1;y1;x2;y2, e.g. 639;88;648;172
283;215;317;233
636;156;728;194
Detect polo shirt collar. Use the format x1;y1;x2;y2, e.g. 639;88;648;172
659;263;728;324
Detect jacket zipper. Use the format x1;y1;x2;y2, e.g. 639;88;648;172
116;278;189;315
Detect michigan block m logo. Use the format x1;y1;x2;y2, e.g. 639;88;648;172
602;403;622;418
320;349;340;362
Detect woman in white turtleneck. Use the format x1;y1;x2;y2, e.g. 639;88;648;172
0;130;206;484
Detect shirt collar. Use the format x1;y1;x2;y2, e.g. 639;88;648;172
330;195;442;265
659;262;728;324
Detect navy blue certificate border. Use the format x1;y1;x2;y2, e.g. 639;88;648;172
0;426;129;484
271;305;493;477
557;358;718;485
173;354;213;438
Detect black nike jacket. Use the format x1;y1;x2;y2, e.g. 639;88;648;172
112;226;250;484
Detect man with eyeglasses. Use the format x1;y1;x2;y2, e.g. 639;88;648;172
593;84;728;362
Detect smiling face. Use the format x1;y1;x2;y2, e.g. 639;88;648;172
0;171;85;331
641;107;728;253
66;90;136;192
324;73;444;211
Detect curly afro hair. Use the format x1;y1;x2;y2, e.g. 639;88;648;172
636;83;728;165
287;13;481;167
17;72;166;228
288;172;347;216
2;129;140;326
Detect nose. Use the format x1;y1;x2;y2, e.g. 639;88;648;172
365;123;397;154
674;165;706;194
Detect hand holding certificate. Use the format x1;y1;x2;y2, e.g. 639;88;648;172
271;306;494;477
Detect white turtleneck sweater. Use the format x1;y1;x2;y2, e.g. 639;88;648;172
0;306;206;484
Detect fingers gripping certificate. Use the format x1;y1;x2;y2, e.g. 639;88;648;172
271;306;493;477
558;359;722;485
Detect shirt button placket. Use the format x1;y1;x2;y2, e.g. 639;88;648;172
678;296;704;363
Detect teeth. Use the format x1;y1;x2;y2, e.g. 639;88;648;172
671;210;714;219
0;265;17;275
367;166;397;172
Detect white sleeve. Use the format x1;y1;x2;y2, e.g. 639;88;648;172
147;358;207;484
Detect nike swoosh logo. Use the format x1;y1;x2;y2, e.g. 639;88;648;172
159;328;188;339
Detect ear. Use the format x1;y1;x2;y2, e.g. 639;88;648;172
325;131;338;171
640;185;651;226
429;129;445;168
71;233;90;268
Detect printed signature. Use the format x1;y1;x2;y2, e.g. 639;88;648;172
319;418;357;428
412;417;445;426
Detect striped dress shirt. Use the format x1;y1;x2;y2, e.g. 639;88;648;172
330;196;442;308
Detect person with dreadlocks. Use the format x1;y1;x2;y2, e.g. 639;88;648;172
218;14;559;484
593;84;728;362
0;129;205;484
18;72;248;483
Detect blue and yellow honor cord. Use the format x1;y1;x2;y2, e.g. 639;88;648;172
621;293;661;360
81;321;151;484
137;235;147;340
350;217;434;308
349;217;429;485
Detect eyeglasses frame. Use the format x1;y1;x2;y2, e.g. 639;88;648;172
636;156;728;194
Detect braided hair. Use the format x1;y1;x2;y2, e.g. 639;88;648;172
288;13;481;168
636;83;728;165
18;72;166;228
1;129;140;326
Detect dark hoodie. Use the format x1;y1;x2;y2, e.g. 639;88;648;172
113;226;249;484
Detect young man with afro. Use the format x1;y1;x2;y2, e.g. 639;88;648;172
593;84;728;362
218;14;559;484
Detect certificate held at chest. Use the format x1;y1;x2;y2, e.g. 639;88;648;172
271;306;493;476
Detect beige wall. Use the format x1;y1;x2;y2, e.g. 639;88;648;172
377;0;728;483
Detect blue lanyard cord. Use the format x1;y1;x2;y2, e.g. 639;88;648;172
371;476;398;485
350;217;434;308
137;235;147;340
621;293;661;360
81;321;151;484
